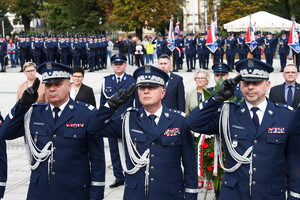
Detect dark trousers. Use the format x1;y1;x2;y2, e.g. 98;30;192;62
135;54;144;67
198;53;205;69
280;53;288;68
172;53;180;71
108;138;125;182
238;53;247;61
265;53;273;66
186;54;193;70
226;54;235;69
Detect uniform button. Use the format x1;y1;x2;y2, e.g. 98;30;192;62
254;140;258;144
150;166;154;170
171;142;174;146
52;160;55;163
234;134;237;137
125;184;128;187
253;154;256;158
52;172;55;176
224;181;227;184
179;190;182;193
35;132;38;134
74;135;77;138
150;178;154;182
281;189;283;192
134;138;137;141
53;135;57;138
84;185;86;188
276;139;279;143
151;154;155;158
252;181;256;185
151;142;155;146
253;168;256;172
53;147;56;151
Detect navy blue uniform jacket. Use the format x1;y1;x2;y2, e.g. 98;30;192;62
0;99;105;200
187;97;294;200
0;114;7;198
162;72;185;112
89;105;198;200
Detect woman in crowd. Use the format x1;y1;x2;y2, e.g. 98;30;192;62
7;38;16;68
70;66;96;107
134;40;145;67
16;62;47;103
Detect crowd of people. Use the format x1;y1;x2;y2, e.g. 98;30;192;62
0;36;300;199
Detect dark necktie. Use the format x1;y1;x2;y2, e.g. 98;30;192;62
53;107;61;123
117;77;121;85
287;85;293;106
148;114;157;129
251;107;259;132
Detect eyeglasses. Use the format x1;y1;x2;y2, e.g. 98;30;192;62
72;75;83;79
284;71;297;74
195;77;207;80
24;69;36;73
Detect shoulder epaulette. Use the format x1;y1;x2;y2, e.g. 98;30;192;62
169;109;187;117
224;100;240;106
76;101;95;111
32;102;47;106
126;107;139;112
275;103;294;111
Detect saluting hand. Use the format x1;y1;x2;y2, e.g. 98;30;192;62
214;74;242;102
19;77;40;107
107;83;137;109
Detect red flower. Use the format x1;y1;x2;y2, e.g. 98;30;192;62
203;142;209;148
209;152;214;158
207;166;213;171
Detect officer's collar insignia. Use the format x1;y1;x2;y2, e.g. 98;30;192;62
46;106;49;111
124;76;126;80
241;108;245;113
140;113;144;118
164;128;180;136
164;113;169;117
46;62;52;69
69;105;74;109
170;77;173;80
145;66;151;73
248;60;254;67
268;110;273;115
66;124;84;128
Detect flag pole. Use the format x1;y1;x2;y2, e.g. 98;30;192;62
171;15;174;70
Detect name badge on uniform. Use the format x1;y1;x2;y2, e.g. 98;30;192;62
66;124;84;128
267;127;285;134
164;128;180;136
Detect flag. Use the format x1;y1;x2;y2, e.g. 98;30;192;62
246;21;257;52
288;21;300;53
175;21;180;40
167;19;175;52
206;20;218;53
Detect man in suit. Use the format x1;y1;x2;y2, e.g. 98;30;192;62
71;66;96;107
269;64;300;110
89;65;198;200
100;54;136;188
187;58;294;200
0;113;7;200
0;61;105;200
158;54;185;111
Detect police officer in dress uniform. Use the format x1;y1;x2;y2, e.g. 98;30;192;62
87;36;97;72
173;33;182;72
89;65;198;200
0;113;7;200
225;33;237;70
71;36;82;67
101;35;108;69
185;33;196;72
197;33;207;69
187;58;294;200
207;62;243;101
0;62;105;200
0;35;7;72
204;32;211;68
236;31;249;61
100;54;136;188
252;32;264;60
278;30;289;72
19;35;28;71
264;32;277;67
156;34;165;60
214;33;225;64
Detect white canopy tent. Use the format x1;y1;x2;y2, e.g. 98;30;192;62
224;11;300;33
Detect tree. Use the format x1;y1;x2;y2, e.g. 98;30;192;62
107;0;183;40
0;11;13;35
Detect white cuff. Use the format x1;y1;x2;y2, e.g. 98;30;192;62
91;181;105;187
291;190;300;198
185;188;200;193
0;182;6;187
